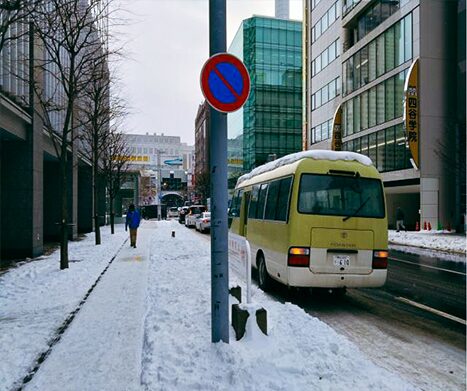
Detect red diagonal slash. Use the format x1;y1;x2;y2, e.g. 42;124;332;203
213;65;241;100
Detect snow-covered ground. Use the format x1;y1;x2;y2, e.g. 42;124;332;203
389;229;466;255
0;227;127;391
6;221;466;390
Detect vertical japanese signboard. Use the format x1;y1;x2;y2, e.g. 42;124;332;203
404;58;420;169
331;105;343;151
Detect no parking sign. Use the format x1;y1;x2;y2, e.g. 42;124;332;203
200;53;250;113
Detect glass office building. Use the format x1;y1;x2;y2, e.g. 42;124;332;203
227;16;302;186
304;0;466;231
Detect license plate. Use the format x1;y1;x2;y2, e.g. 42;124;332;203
333;255;350;267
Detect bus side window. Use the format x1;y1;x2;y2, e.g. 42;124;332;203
229;190;241;217
256;183;269;220
243;191;250;226
264;180;280;220
276;177;292;221
248;185;260;219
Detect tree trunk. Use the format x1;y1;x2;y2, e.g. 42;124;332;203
109;195;115;234
93;139;101;245
60;154;69;270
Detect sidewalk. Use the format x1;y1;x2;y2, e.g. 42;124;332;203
389;229;466;255
0;226;128;391
24;225;152;391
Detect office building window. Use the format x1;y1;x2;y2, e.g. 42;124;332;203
311;77;340;110
342;13;413;96
311;118;333;144
368;41;377;82
343;124;411;172
361;90;369;130
385;77;395;121
385;26;395;72
311;1;340;43
404;13;412;61
353;95;360;133
368;87;376;128
312;39;340;76
376;83;385;125
348;0;402;47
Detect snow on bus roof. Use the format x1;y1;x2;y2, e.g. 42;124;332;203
237;150;373;186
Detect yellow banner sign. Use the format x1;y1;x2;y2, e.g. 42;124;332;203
331;105;342;151
404;58;419;169
113;155;149;162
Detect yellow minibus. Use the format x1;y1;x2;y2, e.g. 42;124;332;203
229;150;388;293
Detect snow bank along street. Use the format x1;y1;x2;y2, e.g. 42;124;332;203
4;220;464;390
389;230;466;255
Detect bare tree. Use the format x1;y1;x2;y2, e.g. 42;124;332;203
31;0;112;269
102;129;130;234
0;0;33;54
78;55;110;245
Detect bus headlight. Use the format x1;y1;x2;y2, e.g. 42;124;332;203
372;250;388;269
288;247;310;267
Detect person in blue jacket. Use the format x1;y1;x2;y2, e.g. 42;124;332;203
125;204;141;248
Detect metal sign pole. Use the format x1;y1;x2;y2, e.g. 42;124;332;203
209;0;229;343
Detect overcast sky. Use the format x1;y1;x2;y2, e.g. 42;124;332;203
112;0;302;146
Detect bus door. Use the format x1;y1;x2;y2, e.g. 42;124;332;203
239;191;250;237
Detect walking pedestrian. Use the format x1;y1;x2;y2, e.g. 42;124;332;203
396;206;407;232
125;204;141;248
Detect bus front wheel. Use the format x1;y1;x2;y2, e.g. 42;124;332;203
258;255;272;292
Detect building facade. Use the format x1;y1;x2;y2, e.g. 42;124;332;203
227;15;303;187
304;0;466;230
122;133;194;207
0;2;110;261
194;101;210;203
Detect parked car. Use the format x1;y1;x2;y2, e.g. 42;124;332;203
185;205;207;228
195;212;211;233
178;206;189;224
167;207;179;218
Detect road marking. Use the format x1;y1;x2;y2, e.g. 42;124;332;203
389;257;466;276
396;296;466;325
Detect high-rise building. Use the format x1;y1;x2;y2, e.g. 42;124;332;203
227;15;302;188
304;0;466;231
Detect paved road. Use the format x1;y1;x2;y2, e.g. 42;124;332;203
271;248;466;391
386;247;466;320
192;227;466;389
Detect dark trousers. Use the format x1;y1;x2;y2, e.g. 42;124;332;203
130;228;137;246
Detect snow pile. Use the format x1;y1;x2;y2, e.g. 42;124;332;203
142;221;418;391
0;226;127;391
237;150;373;186
389;230;466;254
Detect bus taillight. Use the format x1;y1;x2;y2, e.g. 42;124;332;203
372;250;388;269
288;247;310;267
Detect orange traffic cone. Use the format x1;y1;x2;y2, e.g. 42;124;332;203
423;221;427;230
428;222;432;231
415;222;420;231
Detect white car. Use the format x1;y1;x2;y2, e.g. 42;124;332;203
185;205;207;228
167;207;179;218
195;212;211;233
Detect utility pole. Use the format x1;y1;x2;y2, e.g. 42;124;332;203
209;0;229;344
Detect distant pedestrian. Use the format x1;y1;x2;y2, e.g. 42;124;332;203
396;206;407;232
125;204;141;248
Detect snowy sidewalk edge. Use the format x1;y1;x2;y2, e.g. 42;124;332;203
388;240;466;255
16;237;129;390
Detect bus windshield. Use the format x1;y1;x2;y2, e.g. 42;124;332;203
298;174;385;219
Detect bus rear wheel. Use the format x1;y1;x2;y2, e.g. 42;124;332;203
258;255;272;292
